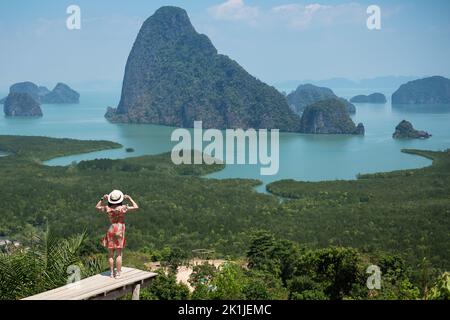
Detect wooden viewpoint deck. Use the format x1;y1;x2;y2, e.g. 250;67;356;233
22;267;157;300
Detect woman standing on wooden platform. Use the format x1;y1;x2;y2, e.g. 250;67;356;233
96;190;139;278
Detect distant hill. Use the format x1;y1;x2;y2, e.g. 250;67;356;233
287;84;356;115
392;76;450;104
105;6;301;131
42;83;80;104
1;82;79;104
274;76;419;93
350;93;387;104
358;76;419;89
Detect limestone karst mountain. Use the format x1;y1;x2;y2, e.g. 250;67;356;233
105;6;301;131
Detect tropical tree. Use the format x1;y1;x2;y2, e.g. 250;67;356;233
292;247;362;300
0;228;105;300
427;272;450;300
140;269;190;300
189;262;217;289
208;262;247;300
160;247;189;274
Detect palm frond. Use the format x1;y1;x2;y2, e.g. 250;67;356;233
0;227;98;300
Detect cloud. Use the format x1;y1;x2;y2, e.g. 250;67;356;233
208;0;260;23
271;2;365;30
207;1;366;30
272;3;331;29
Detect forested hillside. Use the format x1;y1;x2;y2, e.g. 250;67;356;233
0;136;449;296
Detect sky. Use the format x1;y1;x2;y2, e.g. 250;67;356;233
0;0;449;90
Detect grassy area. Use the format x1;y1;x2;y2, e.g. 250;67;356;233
0;135;122;161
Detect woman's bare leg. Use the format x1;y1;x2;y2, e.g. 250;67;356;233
116;249;123;277
108;249;114;277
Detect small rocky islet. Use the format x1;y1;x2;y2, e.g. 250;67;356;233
287;84;356;115
41;83;80;104
393;120;431;139
299;98;364;135
350;93;387;103
4;92;43;117
0;82;47;104
1;82;79;105
1;82;79;117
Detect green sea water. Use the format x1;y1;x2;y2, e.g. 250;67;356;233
1;89;449;192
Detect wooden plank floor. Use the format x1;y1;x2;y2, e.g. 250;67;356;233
22;267;157;300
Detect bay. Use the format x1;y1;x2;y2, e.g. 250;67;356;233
1;89;449;193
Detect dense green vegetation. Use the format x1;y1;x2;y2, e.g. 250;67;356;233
0;135;121;161
0;135;449;299
133;232;448;300
267;149;450;271
3;230;448;300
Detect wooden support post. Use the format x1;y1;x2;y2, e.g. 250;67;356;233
132;284;141;300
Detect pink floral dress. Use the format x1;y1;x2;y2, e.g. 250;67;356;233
100;205;129;249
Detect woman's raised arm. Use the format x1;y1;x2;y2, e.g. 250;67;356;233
124;195;139;212
96;194;109;212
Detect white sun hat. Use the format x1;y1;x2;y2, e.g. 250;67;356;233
108;190;124;204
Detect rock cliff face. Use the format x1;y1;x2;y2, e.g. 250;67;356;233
42;83;80;104
4;92;43;117
392;76;450;104
393;120;431;139
287;84;356;115
299;98;364;135
105;6;301;131
350;93;386;103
